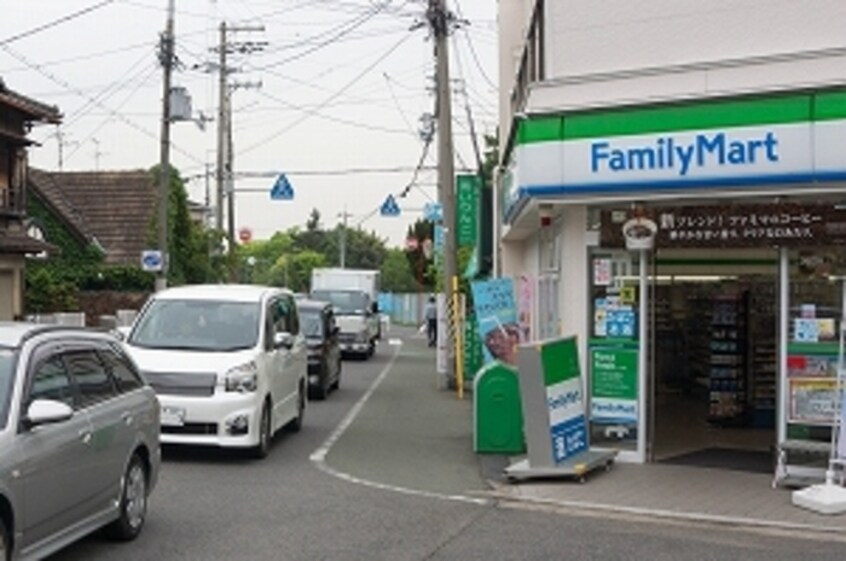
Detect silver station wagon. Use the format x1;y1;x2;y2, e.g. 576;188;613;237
0;323;160;561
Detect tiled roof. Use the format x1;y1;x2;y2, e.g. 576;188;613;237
28;169;157;265
0;231;56;254
0;78;61;123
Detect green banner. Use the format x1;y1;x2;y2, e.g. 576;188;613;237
456;174;480;247
463;314;484;381
590;347;638;424
591;349;637;399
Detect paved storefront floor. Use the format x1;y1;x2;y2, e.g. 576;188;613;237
484;458;846;533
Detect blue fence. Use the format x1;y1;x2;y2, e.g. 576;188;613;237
378;292;427;326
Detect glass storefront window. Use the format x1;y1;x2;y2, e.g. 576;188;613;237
785;248;846;443
588;250;642;452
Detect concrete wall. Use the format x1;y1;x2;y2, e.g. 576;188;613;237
546;0;846;78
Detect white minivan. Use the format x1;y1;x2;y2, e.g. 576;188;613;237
122;285;307;458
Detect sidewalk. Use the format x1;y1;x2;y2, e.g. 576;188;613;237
328;328;846;532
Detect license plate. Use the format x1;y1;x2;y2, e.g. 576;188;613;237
160;406;186;427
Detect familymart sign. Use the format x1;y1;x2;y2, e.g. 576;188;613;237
509;92;846;215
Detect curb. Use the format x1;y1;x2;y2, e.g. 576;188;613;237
481;482;846;538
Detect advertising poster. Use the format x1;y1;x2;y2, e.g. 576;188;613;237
789;378;837;424
593;258;612;286
471;278;520;366
518;275;534;343
590;348;638;424
540;337;588;463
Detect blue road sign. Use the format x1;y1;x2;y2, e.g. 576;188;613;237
423;201;443;222
380;194;401;217
141;250;164;272
270;174;294;200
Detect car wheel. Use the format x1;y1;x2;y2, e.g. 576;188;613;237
289;384;305;432
105;453;148;541
312;361;329;400
331;359;342;391
251;402;272;459
0;519;10;561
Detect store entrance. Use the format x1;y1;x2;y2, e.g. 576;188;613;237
651;251;778;473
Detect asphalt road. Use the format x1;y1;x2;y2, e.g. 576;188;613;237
49;329;846;561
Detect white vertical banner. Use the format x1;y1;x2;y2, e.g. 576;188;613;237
436;294;448;375
838;390;846;460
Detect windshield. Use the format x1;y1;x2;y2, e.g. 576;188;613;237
299;312;323;338
129;299;261;351
0;347;18;429
311;290;367;315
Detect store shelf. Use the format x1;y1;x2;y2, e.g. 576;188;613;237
708;292;748;423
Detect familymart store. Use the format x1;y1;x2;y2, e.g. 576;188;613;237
501;90;846;478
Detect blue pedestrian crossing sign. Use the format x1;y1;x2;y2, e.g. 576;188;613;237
423;201;443;222
380;194;401;217
270;174;294;201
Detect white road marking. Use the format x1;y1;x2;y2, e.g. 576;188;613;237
310;344;488;506
388;338;403;346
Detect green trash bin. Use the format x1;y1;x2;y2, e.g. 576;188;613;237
473;361;526;454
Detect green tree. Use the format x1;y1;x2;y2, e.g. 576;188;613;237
404;218;434;290
380;248;417;292
148;165;221;285
287;250;326;292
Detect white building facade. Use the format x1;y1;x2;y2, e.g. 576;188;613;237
497;0;846;471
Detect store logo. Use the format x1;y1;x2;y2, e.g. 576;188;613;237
547;390;581;411
590;131;779;176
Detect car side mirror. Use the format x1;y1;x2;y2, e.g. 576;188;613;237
25;399;74;429
371;302;379;314
112;326;130;341
273;332;295;349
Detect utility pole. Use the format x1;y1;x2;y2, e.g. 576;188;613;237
156;0;175;292
215;21;227;232
338;206;353;268
212;23;265;279
428;0;457;386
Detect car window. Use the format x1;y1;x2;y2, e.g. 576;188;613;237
299;311;323;338
29;355;75;408
0;348;17;429
286;296;300;335
129;299;260;351
100;345;144;393
65;350;117;408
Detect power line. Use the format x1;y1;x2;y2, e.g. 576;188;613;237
251;0;393;70
453;0;497;91
253;89;414;135
238;31;414;157
1;44;203;166
0;0;116;46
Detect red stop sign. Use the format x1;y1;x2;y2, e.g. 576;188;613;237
238;227;252;243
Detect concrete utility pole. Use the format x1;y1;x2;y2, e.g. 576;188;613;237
212;23;265;278
429;0;457;386
156;0;175;292
338;206;353;268
215;21;227;233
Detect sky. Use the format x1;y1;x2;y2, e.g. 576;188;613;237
2;0;498;249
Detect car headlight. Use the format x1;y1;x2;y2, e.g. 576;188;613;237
225;362;258;393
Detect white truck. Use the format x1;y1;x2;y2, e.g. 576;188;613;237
310;268;381;359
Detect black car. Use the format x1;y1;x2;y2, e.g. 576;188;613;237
296;299;342;399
